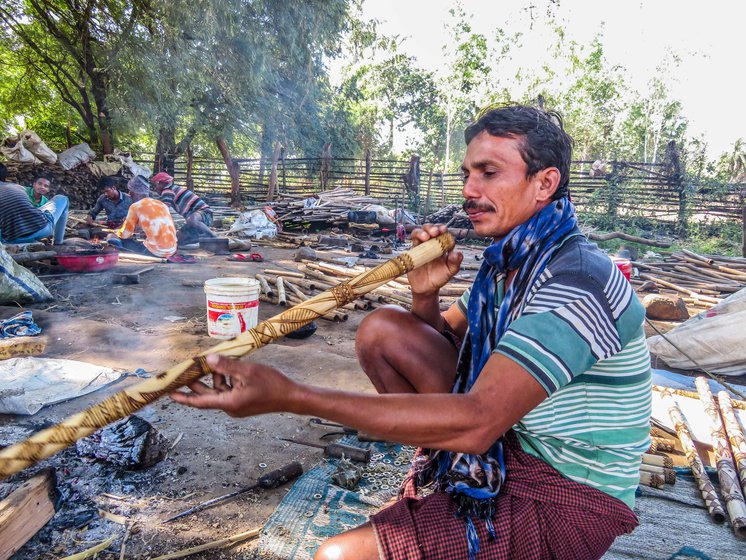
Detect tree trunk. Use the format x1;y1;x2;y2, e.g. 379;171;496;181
155;126;177;175
186;144;194;189
215;136;242;208
267;142;282;202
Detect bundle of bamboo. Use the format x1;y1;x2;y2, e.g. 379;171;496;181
633;250;746;309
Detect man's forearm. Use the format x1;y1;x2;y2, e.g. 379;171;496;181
287;383;488;454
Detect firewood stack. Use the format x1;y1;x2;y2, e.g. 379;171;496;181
633;249;746;309
3;160;100;208
269;187;380;228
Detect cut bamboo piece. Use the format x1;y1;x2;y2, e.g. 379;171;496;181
275;277;287;307
0;234;455;480
718;391;746;500
695;377;746;537
639;463;677;484
639;470;665;489
661;388;726;522
254;273;274;299
642;453;673;468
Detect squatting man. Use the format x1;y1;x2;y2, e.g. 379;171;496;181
171;105;651;560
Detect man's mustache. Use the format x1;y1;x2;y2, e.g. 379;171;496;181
463;200;496;213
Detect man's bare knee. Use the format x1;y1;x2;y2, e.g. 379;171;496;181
356;305;409;351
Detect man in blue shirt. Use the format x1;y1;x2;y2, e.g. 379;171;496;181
86;177;132;228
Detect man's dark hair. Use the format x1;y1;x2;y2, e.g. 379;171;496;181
0;163;6;182
98;176;119;190
33;171;53;183
464;104;573;200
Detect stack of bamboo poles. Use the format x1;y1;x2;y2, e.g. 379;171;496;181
632;250;746;309
255;258;471;317
648;381;746;537
269;187;380;227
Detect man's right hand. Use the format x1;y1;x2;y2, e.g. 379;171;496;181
407;224;462;296
85;216;95;226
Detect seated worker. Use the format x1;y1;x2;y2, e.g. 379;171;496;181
0;163;69;246
107;175;177;258
171;106;651;560
86;176;132;228
25;173;52;207
150;172;216;244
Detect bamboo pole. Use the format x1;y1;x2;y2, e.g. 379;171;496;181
149;526;260;560
653;385;746;410
661;388;726;523
695;377;746;536
718;391;746;498
0;234;455;481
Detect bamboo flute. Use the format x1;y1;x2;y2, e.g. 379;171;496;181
661;388;726;522
718;390;746;497
695;377;746;536
0;233;455;480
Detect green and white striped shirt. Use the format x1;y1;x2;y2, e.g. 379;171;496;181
458;236;651;507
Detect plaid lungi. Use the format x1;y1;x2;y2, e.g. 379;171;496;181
370;431;638;559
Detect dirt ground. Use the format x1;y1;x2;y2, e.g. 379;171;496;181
0;241;392;559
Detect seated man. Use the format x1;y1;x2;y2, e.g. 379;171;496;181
86;176;131;228
0;163;69;246
150;172;216;244
107;175;177;258
171;106;651;560
25;173;52;207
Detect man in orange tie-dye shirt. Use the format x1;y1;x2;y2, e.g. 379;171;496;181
107;175;177;258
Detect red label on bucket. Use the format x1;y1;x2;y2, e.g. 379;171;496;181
207;300;258;311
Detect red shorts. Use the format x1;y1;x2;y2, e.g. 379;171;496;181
370;432;638;560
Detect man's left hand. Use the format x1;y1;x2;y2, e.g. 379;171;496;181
170;354;298;417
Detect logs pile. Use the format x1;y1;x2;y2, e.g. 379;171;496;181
633;250;746;309
426;204;471;229
3;160;100;208
269;187;380;227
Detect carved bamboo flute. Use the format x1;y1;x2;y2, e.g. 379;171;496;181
0;233;455;480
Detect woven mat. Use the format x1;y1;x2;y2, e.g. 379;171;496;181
252;437;414;560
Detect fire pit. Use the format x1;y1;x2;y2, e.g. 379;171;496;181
56;251;119;273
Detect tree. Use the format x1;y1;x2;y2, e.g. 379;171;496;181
0;0;150;153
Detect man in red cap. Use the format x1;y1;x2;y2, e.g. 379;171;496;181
150;172;216;244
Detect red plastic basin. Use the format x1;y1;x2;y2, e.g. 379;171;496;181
56;251;119;273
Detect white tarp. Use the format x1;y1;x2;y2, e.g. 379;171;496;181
647;287;746;376
228;209;277;239
0;357;123;415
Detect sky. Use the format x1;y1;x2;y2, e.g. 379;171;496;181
356;0;746;159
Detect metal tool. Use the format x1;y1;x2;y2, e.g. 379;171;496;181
278;437;371;463
308;418;387;442
162;461;303;523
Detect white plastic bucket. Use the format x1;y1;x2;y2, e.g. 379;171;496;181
203;277;260;339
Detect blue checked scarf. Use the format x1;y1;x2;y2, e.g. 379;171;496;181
414;197;579;559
